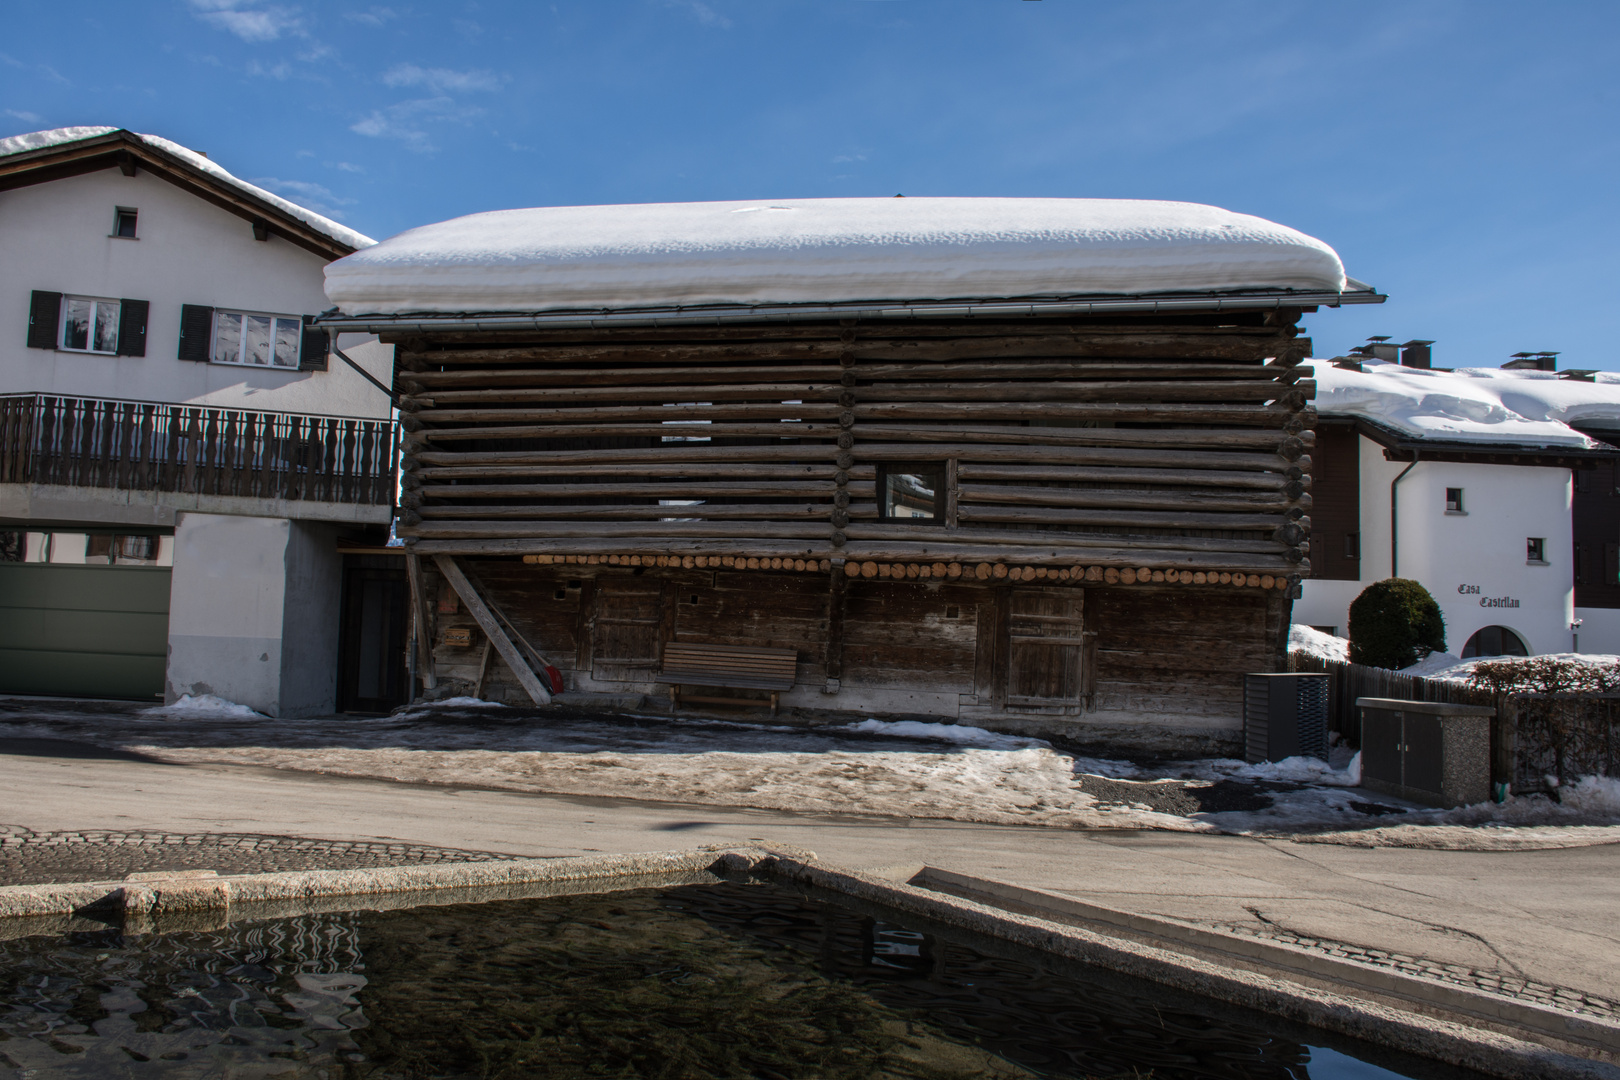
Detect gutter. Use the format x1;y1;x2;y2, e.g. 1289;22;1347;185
316;287;1386;334
1390;452;1419;578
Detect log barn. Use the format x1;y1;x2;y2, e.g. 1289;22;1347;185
322;197;1383;752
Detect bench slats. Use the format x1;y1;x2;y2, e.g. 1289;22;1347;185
658;642;798;692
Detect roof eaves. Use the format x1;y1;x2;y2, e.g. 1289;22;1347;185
0;128;361;260
1321;413;1620;462
318;286;1386;333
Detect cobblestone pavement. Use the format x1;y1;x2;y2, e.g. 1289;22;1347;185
0;826;522;886
1220;921;1619;1023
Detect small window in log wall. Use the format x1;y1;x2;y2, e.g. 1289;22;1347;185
880;463;945;520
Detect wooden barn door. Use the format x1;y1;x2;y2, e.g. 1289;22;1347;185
1004;588;1086;709
590;579;666;682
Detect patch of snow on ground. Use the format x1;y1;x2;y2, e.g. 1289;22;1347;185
400;696;508;713
1180;753;1361;787
1289;624;1349;663
141;695;264;720
838;719;1044;750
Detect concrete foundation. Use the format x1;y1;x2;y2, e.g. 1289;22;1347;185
165;512;342;716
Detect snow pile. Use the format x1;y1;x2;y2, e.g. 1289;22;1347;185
141;695;264;720
1314;359;1620;448
838;719;1044;750
1288;624;1350;663
0;126;373;252
323;197;1348;315
1184;753;1362;787
1400;652;1620;683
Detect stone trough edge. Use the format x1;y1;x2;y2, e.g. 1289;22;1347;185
0;845;1612;1080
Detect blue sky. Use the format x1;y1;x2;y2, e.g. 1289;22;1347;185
4;1;1617;367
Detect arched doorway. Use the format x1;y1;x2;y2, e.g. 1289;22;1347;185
1461;625;1529;659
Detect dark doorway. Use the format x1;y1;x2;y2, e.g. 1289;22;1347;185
1461;625;1529;659
338;556;409;712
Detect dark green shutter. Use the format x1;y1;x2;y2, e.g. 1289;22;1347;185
27;291;61;349
178;304;213;361
116;298;149;356
298;315;329;371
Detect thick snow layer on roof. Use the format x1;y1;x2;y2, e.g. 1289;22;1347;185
0;126;374;252
322;197;1347;315
1313;359;1620;448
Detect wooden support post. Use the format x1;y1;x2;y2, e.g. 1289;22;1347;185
404;552;437;691
824;559;846;694
434;554;553;705
472;636;493;700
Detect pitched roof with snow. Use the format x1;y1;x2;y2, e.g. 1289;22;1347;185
1313;359;1620;451
322;196;1353;317
0;126;373;257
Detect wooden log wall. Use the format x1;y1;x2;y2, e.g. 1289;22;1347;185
389;313;1316;581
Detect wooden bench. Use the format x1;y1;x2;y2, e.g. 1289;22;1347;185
657;642;798;715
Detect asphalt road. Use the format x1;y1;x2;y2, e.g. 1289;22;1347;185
2;736;1616;1006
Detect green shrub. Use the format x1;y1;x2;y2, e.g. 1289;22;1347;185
1348;578;1446;670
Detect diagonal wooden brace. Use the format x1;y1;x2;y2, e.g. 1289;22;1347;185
433;554;553;705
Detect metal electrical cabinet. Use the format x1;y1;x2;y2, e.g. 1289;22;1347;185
1356;697;1493;808
1243;673;1329;763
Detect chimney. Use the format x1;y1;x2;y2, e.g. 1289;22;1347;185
1502;351;1559;372
1350;335;1401;363
1400;340;1434;369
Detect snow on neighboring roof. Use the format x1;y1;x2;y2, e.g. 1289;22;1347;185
0;126;374;253
322;197;1348;316
1313;358;1620;450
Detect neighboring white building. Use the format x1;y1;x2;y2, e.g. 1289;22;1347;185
0;127;406;714
1293;342;1620;658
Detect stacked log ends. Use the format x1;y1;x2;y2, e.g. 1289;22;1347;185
518;553;1290;587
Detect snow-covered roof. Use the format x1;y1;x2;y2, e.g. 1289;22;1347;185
1313;359;1620;450
0;126;374;253
322;197;1349;316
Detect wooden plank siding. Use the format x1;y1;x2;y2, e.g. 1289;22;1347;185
390;312;1316;747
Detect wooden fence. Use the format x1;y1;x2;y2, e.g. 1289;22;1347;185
1290;652;1617;792
0;393;397;507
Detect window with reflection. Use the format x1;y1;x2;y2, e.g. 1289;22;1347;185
59;296;120;354
210;309;302;368
879;464;944;520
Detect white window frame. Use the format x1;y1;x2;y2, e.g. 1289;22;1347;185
58;294;121;355
208;309;303;369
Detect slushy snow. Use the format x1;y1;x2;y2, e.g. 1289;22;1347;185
141;694;264;720
0;126;373;252
323;197;1349;315
1313;358;1620;448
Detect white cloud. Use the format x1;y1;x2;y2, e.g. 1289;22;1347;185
381;63;503;93
664;0;730;28
345;6;397;27
189;1;303;43
335;161;364;172
252;177;355;219
5;109;43;124
351;96;480;152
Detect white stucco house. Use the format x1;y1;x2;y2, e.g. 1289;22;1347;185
0;126;406;715
1292;341;1620;658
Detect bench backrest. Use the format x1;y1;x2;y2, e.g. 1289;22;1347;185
661;642;798;689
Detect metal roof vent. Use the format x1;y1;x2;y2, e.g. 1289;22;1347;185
1502;351;1559;372
1399;340;1434;369
1350;335;1400;363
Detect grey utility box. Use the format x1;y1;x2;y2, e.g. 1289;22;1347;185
1356;697;1493;808
1244;674;1329;763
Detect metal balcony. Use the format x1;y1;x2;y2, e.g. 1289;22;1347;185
0;394;398;509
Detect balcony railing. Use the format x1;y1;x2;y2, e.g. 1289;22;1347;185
0;394;398;508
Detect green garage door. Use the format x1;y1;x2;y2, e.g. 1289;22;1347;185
0;563;171;700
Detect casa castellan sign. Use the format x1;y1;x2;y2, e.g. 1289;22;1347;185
1458;584;1520;609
